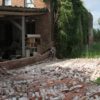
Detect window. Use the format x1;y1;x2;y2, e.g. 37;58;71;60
4;0;11;6
25;0;34;8
26;21;35;34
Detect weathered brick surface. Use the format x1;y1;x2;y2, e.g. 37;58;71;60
1;59;100;99
36;0;52;53
36;13;52;53
12;0;24;7
0;0;53;66
0;0;2;6
0;0;46;8
34;0;46;8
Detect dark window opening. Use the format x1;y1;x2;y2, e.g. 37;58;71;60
0;21;13;48
26;21;35;34
0;21;13;60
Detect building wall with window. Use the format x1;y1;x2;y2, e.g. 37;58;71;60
12;0;24;7
0;0;46;8
0;0;52;54
5;0;11;6
0;0;2;6
34;0;46;8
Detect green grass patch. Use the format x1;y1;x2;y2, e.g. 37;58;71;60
94;77;100;85
80;42;100;58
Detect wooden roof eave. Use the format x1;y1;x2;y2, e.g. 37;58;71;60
0;11;46;16
0;6;48;16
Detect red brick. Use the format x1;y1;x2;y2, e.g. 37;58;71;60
0;0;47;8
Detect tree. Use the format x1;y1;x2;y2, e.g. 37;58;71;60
44;0;91;58
98;18;100;26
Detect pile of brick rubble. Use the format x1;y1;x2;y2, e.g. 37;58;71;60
0;59;100;100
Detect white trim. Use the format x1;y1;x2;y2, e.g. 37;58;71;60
27;34;41;38
5;0;11;6
25;0;34;8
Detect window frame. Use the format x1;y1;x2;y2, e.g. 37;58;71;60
3;0;12;6
24;0;34;8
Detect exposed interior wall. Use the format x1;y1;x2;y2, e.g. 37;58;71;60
12;25;21;46
13;26;22;56
12;25;20;40
0;19;22;59
0;21;12;48
0;0;52;59
0;23;5;48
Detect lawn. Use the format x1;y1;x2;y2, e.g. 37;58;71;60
81;42;100;58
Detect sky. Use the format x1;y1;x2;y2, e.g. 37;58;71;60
83;0;100;29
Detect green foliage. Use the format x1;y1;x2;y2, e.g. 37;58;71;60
44;0;90;58
80;42;100;58
55;0;90;58
43;0;48;2
94;77;100;85
98;18;100;26
93;29;100;42
55;0;74;58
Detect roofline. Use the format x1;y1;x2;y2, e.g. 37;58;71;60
0;6;48;13
0;6;48;16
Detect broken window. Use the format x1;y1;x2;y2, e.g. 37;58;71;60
4;0;11;6
26;21;35;34
25;0;34;8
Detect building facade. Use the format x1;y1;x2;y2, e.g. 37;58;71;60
0;0;52;59
0;0;47;8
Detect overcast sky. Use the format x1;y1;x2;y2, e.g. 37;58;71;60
83;0;100;29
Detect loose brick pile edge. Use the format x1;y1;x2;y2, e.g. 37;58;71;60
0;51;49;70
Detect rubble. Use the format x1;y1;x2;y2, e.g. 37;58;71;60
0;66;10;76
0;58;100;99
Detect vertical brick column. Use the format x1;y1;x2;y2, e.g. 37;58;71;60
35;0;52;53
36;14;52;53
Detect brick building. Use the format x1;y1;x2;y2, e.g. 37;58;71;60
0;0;53;60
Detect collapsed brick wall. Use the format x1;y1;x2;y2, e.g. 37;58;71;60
0;51;49;69
0;0;52;66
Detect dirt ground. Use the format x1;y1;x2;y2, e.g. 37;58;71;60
0;58;100;100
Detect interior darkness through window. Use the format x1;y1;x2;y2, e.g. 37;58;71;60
26;21;35;34
0;21;13;48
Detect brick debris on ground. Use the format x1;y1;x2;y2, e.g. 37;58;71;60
0;58;100;100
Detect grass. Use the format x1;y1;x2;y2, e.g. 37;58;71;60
94;77;100;85
80;42;100;58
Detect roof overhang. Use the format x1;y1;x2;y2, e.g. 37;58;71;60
0;6;48;16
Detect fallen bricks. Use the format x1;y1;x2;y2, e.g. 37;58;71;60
0;59;100;99
0;51;49;70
